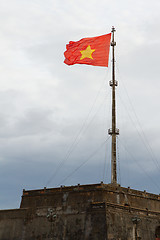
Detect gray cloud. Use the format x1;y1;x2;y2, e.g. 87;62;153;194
0;0;160;209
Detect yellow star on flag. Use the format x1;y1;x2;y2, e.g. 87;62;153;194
80;45;95;60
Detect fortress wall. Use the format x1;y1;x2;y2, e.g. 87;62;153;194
0;184;159;239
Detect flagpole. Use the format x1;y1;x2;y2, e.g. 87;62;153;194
108;27;119;184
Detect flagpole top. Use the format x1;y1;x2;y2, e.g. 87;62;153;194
111;26;116;32
111;27;116;46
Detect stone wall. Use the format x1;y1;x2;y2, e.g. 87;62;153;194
0;183;159;239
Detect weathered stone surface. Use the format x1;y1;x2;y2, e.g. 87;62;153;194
0;183;160;239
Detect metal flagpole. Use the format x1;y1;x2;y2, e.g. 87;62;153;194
108;27;119;184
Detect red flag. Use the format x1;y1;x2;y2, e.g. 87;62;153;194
64;33;111;67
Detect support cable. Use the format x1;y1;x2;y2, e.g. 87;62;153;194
116;65;160;172
118;137;160;192
57;136;111;186
46;72;110;187
117;136;121;185
117;90;160;173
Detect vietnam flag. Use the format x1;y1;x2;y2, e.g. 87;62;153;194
64;33;111;67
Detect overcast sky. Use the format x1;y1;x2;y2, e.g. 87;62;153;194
0;0;160;209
